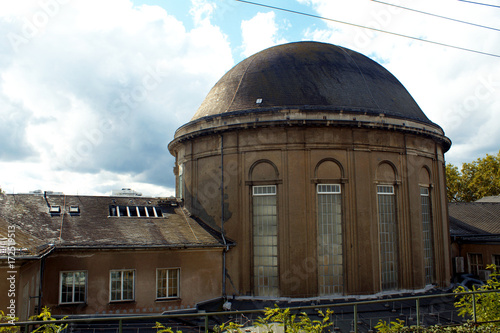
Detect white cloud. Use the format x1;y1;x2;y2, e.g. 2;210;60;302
0;0;233;196
301;0;500;165
241;11;288;57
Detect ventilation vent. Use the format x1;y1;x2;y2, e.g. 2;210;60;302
253;185;276;196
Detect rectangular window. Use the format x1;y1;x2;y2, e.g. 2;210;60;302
317;184;343;295
420;187;434;285
110;270;135;301
252;185;278;297
178;164;184;199
377;185;398;290
468;253;483;276
60;271;87;304
493;254;500;267
156;268;180;299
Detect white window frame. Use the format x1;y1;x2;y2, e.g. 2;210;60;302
59;271;87;304
156;268;180;300
253;185;277;196
317;184;341;194
109;269;135;302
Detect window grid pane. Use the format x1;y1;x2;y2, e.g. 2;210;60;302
468;253;483;276
110;270;134;301
317;185;343;295
378;186;398;290
157;269;179;299
253;186;278;297
494;255;500;267
61;271;86;304
421;187;434;285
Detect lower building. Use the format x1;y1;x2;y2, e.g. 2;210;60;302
449;201;500;280
0;193;227;320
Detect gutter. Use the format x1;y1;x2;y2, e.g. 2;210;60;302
47;243;230;250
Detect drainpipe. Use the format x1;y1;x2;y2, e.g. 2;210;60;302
37;244;54;315
37;256;46;315
220;134;228;298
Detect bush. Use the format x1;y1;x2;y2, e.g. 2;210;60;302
0;311;18;333
29;307;68;333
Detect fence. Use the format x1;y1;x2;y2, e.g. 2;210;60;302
1;289;499;333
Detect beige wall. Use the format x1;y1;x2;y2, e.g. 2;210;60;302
0;260;41;321
36;248;222;316
172;125;451;297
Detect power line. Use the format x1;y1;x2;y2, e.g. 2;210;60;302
372;0;500;32
457;0;500;9
235;0;500;58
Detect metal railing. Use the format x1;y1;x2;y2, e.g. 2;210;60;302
1;289;499;333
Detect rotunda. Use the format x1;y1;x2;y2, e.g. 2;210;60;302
168;41;451;297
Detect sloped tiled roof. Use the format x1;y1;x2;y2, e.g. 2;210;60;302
448;202;500;236
0;193;226;255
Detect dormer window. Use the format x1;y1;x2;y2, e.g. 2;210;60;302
109;205;163;218
49;206;61;216
69;206;80;216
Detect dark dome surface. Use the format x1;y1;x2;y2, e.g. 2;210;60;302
192;41;432;124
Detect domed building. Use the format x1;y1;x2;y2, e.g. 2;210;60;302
168;41;452;298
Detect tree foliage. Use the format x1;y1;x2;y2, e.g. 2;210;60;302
454;264;500;326
446;150;500;202
29;307;67;333
0;311;18;333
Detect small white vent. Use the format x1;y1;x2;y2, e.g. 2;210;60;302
377;185;394;195
253;185;276;196
317;184;341;194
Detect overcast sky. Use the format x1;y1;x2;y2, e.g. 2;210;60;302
0;0;499;197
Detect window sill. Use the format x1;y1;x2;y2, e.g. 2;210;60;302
109;300;136;303
155;298;180;302
58;302;87;307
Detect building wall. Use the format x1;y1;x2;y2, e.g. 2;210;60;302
452;242;500;276
0;260;41;321
39;248;222;316
173;125;451;297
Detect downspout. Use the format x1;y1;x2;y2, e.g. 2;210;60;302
37;256;46;315
37;245;54;315
220;134;228;298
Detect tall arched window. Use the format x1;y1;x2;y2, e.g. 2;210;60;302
377;184;398;290
420;186;434;285
317;184;343;295
252;185;278;296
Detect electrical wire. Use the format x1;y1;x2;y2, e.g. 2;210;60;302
458;0;500;8
372;0;500;32
235;0;500;58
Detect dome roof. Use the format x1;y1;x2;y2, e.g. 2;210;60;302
192;41;431;124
